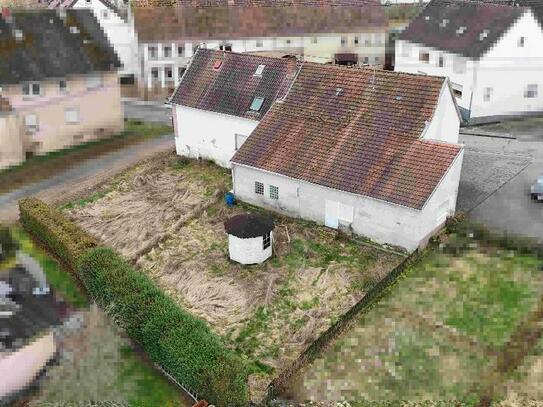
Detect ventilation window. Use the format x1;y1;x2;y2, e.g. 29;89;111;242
269;185;279;200
213;60;222;70
263;232;271;250
254;64;265;76
250;97;265;112
255;181;264;195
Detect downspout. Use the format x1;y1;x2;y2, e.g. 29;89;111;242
467;59;478;124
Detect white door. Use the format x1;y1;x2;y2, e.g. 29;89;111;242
325;200;339;229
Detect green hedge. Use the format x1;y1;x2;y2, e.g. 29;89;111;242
19;198;97;270
78;247;249;406
0;226;18;261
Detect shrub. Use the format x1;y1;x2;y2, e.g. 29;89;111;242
0;226;18;261
78;247;249;406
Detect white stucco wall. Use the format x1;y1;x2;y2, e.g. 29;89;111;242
0;331;57;400
228;232;273;264
174;105;259;168
232;149;464;251
422;81;460;144
395;10;543;122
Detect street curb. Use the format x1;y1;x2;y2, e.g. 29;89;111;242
460;131;516;140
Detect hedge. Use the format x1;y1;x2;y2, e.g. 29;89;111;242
19;198;97;270
0;226;18;261
78;247;249;406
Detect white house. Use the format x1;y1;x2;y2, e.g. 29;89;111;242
132;1;388;99
231;63;464;252
394;0;543;124
170;49;299;168
48;0;138;82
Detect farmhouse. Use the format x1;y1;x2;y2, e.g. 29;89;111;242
170;49;299;167
394;0;543;124
231;63;464;251
0;9;123;170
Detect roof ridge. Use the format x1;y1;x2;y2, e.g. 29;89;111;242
200;48;298;63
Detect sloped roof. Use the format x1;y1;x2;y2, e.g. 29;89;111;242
224;213;274;238
170;49;299;120
0;9;120;85
232;63;463;210
400;0;527;59
133;0;378;6
479;0;543;24
133;3;387;42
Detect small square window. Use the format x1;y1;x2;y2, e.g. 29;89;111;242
483;87;493;102
178;46;184;56
311;37;318;44
354;36;359;45
263;232;271;250
419;52;430;63
101;9;109;19
285;39;291;45
255;181;264;195
250;97;265;112
525;84;538;98
65;108;79;124
269;185;278;200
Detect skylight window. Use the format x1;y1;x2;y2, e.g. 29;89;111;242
254;64;265;76
479;30;489;40
213;60;222;70
335;87;343;96
250;97;265;112
439;19;449;28
424;15;430;21
456;26;467;35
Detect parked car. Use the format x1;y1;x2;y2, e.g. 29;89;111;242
531;176;543;200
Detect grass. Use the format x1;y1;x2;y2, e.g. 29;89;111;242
0;119;173;195
288;241;543;402
10;227;89;308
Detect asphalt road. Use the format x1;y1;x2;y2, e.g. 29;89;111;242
122;99;173;124
457;133;543;241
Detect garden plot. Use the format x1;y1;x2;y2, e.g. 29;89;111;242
284;243;543;403
65;154;402;400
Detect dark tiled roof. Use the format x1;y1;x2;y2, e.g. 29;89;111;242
479;0;543;24
224;213;274;238
133;3;387;42
232;63;463;209
133;0;377;7
400;0;527;59
0;9;120;85
171;49;299;120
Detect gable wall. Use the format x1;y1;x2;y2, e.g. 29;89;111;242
0;113;24;170
423;81;460;143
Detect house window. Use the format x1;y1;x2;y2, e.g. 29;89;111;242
525;84;538;98
254;64;265;76
235;133;248;150
518;36;526;47
363;56;369;64
374;56;380;64
285;39;291;45
256;39;263;47
177;45;184;57
311;37;318;44
438;54;444;67
86;75;102;89
101;9;108;19
255;181;264;195
151;68;159;80
59;79;68;92
163;46;172;58
24;114;38;133
65;108;79;124
419;51;430;63
263;232;271;250
22;82;40;96
269;185;279;200
354;36;359;45
148;46;158;59
219;43;232;51
483;87;493;102
453;88;463;98
250;97;265;112
165;67;173;79
341;36;347;46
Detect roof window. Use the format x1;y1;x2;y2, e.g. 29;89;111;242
335;87;343;96
456;26;467;35
254;64;265;76
213;60;222;70
479;30;489;40
250;97;265;112
439;19;449;28
424;15;430;21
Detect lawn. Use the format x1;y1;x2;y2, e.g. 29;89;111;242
0;119;173;195
3;227;190;407
285;240;543;403
62;153;403;402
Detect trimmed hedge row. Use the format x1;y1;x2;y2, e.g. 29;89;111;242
19;198;97;270
18;198;249;406
78;248;249;406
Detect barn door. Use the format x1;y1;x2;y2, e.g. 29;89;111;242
325;200;339;229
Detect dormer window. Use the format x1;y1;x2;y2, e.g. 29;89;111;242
439;19;449;28
250;97;264;112
456;26;467;35
254;64;265;76
479;30;489;41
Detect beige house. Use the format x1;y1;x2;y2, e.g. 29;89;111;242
0;9;123;170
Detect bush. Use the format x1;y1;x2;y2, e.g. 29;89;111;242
78;247;249;406
19;198;97;270
0;226;18;261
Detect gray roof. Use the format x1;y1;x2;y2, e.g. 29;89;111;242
400;0;527;59
0;9;120;85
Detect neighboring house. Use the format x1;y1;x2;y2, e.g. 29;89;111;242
0;261;65;402
170;49;299;167
394;0;543;124
47;0;138;82
0;9;124;170
132;1;388;99
231;63;464;251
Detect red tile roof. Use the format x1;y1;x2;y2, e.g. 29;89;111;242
133;0;378;6
133;3;387;42
232;63;463;209
170;49;300;120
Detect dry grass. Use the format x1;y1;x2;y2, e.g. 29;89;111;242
65;153;402;401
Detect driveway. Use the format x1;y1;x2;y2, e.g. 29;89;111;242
0;134;175;224
457;133;543;241
122;99;173;124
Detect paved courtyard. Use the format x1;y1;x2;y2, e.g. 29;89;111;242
457;132;543;241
